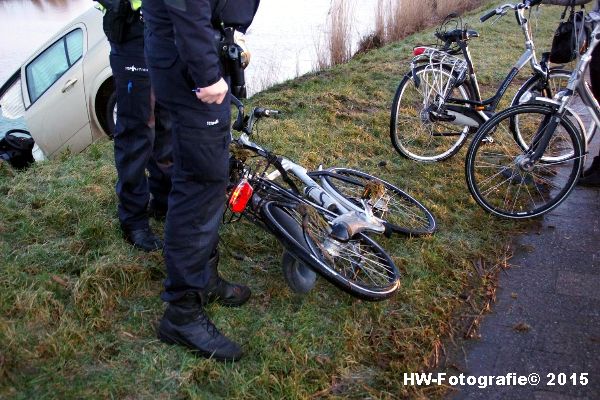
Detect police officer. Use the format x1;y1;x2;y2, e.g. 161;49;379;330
142;0;259;360
99;0;173;251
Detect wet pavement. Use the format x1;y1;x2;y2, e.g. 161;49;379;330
447;120;600;398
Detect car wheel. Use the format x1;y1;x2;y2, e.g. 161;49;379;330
105;91;117;139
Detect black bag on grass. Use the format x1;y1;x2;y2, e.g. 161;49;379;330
0;129;35;170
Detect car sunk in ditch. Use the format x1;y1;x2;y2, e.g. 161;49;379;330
0;5;115;163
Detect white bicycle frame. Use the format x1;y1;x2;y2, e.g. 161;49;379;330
236;132;388;236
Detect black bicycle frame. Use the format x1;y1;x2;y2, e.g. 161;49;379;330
438;6;549;128
445;41;539;115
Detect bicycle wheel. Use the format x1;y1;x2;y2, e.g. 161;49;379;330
466;104;584;219
309;167;436;236
511;69;593;151
390;65;472;162
261;200;400;301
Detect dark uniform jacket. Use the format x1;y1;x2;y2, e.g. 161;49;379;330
142;0;259;89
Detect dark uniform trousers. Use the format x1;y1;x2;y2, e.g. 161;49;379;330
145;31;231;303
110;36;172;231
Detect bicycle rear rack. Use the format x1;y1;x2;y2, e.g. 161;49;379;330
412;47;468;86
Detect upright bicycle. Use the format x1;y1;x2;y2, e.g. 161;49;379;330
465;11;600;219
389;0;587;162
225;98;436;300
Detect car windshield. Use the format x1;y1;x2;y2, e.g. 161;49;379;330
0;76;27;140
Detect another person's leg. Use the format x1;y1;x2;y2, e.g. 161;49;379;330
147;99;172;219
110;38;162;250
578;43;600;186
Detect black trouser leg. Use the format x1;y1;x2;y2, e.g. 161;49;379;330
148;101;173;209
110;39;153;230
110;38;172;230
147;54;231;302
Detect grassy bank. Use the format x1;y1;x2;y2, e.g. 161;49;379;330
1;2;565;398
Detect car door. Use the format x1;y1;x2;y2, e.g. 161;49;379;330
22;26;92;158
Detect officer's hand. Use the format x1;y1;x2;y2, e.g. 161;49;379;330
196;78;229;104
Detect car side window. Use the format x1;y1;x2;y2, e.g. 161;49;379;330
25;28;84;104
65;29;84;64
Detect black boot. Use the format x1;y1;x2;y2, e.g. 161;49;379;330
122;226;162;252
204;249;251;307
578;168;600;187
582;156;600;178
578;155;600;187
157;292;243;361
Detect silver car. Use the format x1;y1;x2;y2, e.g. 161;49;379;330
0;6;114;161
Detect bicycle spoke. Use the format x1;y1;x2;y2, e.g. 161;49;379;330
321;238;392;285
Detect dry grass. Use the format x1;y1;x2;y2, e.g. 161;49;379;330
357;0;482;54
375;0;386;39
247;60;283;97
316;0;354;69
388;0;434;43
436;0;479;19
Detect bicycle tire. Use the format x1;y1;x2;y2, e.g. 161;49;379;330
466;103;584;219
511;69;593;153
261;200;400;301
309;167;436;236
390;65;472;162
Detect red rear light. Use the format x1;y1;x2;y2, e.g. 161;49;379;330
229;179;254;213
413;47;426;56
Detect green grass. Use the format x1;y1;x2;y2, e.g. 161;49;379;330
0;2;565;399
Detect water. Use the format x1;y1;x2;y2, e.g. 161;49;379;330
244;0;378;94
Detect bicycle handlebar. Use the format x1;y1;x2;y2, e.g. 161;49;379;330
480;9;497;22
230;95;281;134
480;1;541;24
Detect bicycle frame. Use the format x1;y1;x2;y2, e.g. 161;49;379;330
233;131;388;237
419;3;548;129
465;4;545;105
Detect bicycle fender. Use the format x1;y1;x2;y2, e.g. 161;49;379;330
531;96;561;107
412;68;420;89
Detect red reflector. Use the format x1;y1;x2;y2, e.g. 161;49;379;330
229;179;254;213
413;47;426;56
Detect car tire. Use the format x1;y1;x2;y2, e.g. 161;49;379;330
105;91;117;139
